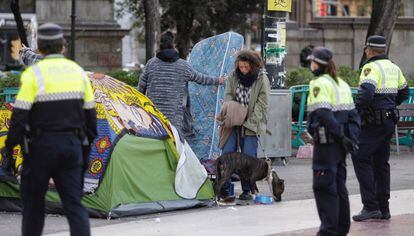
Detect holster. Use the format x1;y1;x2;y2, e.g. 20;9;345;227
23;124;32;155
77;129;91;173
360;108;375;126
312;126;336;144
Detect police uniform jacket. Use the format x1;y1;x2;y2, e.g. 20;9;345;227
5;54;97;152
307;74;360;143
357;55;409;111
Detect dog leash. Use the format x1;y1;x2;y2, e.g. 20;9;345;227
257;134;276;196
256;134;270;161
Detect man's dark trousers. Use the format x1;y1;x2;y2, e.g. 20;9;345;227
351;119;394;213
20;134;90;236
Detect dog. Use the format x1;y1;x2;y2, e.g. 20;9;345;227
214;152;284;201
268;169;285;202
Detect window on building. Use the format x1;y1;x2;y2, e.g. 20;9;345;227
343;5;350;16
329;5;338;16
0;0;36;13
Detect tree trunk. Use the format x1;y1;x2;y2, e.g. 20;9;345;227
144;0;160;62
359;0;402;67
174;7;194;59
175;19;193;59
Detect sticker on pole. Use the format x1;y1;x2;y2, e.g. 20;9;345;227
268;0;292;12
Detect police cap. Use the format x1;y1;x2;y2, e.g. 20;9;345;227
307;47;333;65
38;23;64;41
366;35;387;48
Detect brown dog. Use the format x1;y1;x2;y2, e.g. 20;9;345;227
214;152;285;201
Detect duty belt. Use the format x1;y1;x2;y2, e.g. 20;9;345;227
360;109;398;126
33;128;81;136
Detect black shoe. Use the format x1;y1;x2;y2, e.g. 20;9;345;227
381;210;391;220
352;209;382;221
219;191;229;200
239;192;253;201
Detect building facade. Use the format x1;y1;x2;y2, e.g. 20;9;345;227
1;0;128;71
284;0;414;79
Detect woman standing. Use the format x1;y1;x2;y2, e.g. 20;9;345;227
220;50;270;201
307;47;360;236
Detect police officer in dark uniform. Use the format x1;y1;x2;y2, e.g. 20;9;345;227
352;36;409;221
307;47;360;236
3;23;97;236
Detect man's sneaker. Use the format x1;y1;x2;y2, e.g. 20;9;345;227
381;210;391;220
352;209;382;221
238;192;253;201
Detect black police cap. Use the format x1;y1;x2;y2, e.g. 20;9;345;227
38;23;64;41
307;47;333;65
366;35;387;48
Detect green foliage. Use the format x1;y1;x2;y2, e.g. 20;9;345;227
285;66;360;88
117;0;260;57
337;66;360;87
285;67;314;87
407;74;414;87
0;72;20;90
0;72;21;107
106;70;141;87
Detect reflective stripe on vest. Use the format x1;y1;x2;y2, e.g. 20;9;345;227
370;60;400;94
32;64;46;96
31;64;86;102
307;76;355;112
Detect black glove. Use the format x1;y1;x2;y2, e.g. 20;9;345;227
0;148;18;184
341;136;359;155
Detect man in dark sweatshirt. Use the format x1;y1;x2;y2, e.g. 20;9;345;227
138;31;225;140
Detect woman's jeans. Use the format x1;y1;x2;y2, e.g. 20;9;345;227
221;129;258;195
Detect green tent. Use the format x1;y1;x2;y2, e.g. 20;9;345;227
0;134;214;218
0;73;214;218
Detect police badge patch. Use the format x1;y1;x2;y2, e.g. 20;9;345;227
364;68;371;76
313;87;320;97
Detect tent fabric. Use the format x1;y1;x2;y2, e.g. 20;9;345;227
84;72;173;193
172;126;208;199
0;73;215;218
0;134;214;217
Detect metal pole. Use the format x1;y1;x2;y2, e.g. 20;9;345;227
260;3;265;58
263;1;288;89
70;0;76;61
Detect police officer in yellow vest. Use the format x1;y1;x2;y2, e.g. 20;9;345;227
351;36;409;221
4;23;97;236
307;47;360;236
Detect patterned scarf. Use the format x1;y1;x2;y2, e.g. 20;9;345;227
236;82;251;107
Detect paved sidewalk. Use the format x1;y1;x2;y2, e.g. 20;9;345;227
48;189;414;236
274;214;414;236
